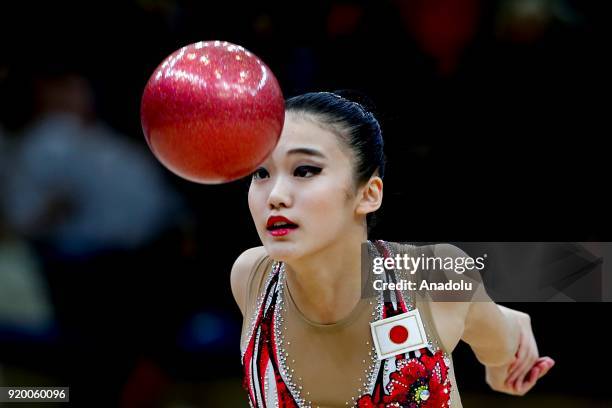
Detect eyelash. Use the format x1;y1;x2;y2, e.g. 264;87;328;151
252;165;322;180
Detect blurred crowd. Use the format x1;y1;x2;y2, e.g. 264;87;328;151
0;0;607;407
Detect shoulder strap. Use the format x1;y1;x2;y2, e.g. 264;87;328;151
372;240;414;317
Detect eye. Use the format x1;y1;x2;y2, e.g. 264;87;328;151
294;165;322;178
251;167;269;180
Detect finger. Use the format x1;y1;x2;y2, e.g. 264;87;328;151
510;374;523;395
517;358;554;395
512;365;538;396
508;353;537;384
537;365;551;380
520;353;540;381
514;376;523;394
536;359;555;379
507;329;524;374
507;347;537;386
507;333;534;382
541;356;555;366
506;345;528;384
521;327;539;372
527;366;541;383
534;357;554;371
519;367;541;395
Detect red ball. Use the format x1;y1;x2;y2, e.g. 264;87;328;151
141;41;284;184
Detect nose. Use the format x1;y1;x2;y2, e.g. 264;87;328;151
267;176;292;209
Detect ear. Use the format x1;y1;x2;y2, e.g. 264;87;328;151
355;176;383;216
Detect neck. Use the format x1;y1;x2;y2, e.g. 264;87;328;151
284;230;368;324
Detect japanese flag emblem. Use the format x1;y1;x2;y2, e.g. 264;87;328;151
370;308;429;360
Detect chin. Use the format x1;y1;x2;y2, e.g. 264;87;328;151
263;240;302;262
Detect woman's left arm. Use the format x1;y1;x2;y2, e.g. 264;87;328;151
432;244;555;396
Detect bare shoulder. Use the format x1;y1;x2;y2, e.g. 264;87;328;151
231;246;268;317
431;243;468;259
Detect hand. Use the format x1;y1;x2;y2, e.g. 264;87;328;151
485;312;555;396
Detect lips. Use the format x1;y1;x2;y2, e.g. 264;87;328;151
266;215;299;231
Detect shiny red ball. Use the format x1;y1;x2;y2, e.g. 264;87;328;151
141;41;284;184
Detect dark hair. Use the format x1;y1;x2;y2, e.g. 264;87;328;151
284;90;386;235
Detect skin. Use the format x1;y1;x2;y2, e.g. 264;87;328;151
235;110;554;397
247;111;382;324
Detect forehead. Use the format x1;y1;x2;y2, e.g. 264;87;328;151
272;113;348;159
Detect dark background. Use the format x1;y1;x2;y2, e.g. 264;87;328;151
0;1;609;407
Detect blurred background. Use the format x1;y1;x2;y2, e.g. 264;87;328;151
0;0;609;407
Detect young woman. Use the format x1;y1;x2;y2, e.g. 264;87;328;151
231;91;554;407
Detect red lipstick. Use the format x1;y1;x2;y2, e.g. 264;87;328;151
266;215;299;237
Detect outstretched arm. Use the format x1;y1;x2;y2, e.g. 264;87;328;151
433;244;555;396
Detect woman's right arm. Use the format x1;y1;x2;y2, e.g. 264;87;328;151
230;246;267;316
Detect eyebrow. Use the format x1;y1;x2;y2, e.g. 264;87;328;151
286;147;327;159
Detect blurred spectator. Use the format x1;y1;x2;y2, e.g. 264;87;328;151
1;72;186;259
0;211;55;340
0;70;193;405
1;122;56;375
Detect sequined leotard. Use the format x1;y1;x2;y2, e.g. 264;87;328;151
240;240;462;407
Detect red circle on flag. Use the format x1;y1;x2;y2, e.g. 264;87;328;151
389;325;409;344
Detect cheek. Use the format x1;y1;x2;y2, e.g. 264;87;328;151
300;181;352;222
247;187;263;221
